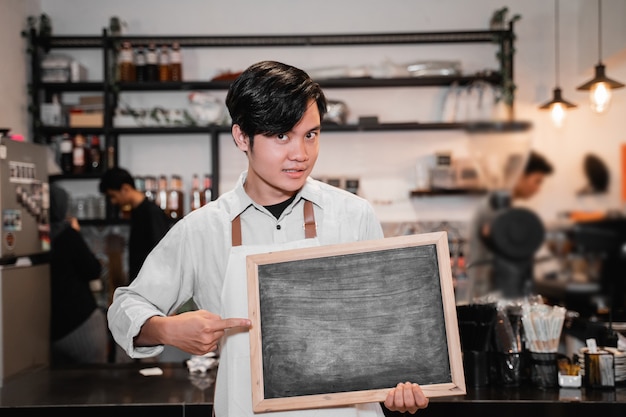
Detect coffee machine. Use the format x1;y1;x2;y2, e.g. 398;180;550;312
566;218;626;322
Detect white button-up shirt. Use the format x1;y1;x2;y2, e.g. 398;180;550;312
107;171;384;358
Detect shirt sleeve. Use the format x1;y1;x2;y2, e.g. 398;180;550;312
107;219;196;358
107;206;229;359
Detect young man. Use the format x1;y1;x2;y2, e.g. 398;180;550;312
107;61;428;416
467;151;554;300
99;167;171;283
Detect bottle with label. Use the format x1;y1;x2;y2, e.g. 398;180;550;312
190;174;202;211
134;176;145;194
158;45;171;82
134;46;147;82
169;42;182;81
118;41;135;82
156;174;169;213
89;135;102;172
72;133;88;174
167;175;184;219
144;175;157;202
106;144;116;168
145;43;159;82
202;174;213;206
59;134;73;174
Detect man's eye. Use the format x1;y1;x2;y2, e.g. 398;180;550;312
276;134;288;141
306;132;318;140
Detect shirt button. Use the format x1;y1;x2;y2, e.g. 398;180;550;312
276;225;281;230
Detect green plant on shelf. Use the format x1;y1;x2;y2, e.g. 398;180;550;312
490;7;521;115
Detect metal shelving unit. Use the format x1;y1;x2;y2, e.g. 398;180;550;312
26;24;522;216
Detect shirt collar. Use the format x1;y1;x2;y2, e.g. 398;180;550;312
231;171;324;220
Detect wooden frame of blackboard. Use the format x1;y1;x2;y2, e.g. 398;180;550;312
246;231;465;413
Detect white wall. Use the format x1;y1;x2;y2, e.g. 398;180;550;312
0;0;41;137
12;0;626;224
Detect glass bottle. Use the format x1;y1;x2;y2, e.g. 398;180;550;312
89;135;102;172
59;134;73;174
169;42;183;81
156;174;169;213
144;175;157;202
202;174;213;206
158;45;171;82
145;43;159;82
117;41;135;82
106;144;115;168
190;174;202;211
72;133;88;174
134;46;147;82
167;174;184;219
134;176;145;194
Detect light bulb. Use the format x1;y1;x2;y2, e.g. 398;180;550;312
590;81;612;113
550;102;566;127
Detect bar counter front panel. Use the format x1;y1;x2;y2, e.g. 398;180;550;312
1;362;625;417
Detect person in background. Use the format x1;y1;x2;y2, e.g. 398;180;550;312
107;61;429;416
467;150;554;300
98;167;170;284
49;184;108;366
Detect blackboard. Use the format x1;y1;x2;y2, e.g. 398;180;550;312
246;231;465;413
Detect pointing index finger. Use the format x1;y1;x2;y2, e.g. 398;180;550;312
216;318;252;331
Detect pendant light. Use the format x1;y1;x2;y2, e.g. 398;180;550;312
576;0;624;114
539;0;577;128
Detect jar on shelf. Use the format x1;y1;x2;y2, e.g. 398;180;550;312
158;45;171;82
118;41;135;82
170;42;182;81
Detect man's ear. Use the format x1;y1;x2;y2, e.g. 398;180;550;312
232;124;249;152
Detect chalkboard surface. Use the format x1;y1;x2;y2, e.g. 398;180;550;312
247;232;465;413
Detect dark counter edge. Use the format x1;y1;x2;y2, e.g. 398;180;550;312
2;362;626;417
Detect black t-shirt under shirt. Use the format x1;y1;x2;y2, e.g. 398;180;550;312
264;194;296;219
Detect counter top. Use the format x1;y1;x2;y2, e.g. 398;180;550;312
1;362;625;417
0;362;215;417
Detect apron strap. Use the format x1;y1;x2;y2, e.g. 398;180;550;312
231;200;317;246
232;214;243;247
303;200;317;239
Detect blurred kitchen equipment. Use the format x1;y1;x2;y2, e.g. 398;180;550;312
522;302;566;389
467;123;545;299
456;303;497;387
430;157;482;191
406;60;461;77
565;217;626;324
0;137;51;385
414;154;436;191
582;348;616;389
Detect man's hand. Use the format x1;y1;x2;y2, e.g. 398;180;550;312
136;310;251;355
384;382;429;414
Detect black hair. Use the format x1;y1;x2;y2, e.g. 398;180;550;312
225;61;327;147
525;151;553;175
98;167;136;193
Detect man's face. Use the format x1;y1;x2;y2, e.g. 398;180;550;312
514;172;546;200
234;100;321;205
